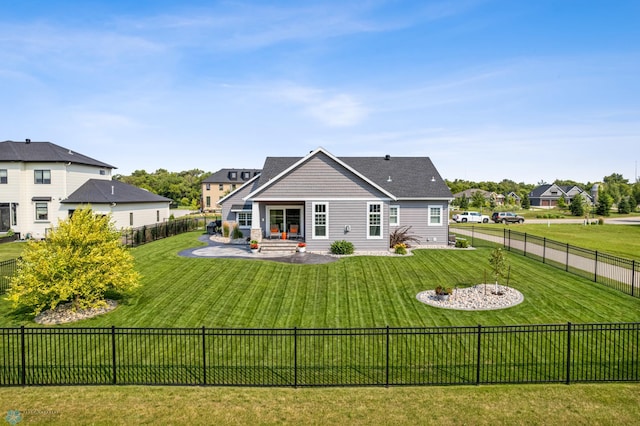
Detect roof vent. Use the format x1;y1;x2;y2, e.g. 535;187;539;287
25;139;31;144
384;154;390;160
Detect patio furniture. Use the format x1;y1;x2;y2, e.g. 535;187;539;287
288;224;300;240
269;224;280;239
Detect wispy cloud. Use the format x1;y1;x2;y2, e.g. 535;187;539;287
272;84;369;127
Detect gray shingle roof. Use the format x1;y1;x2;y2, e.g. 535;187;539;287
257;154;452;199
203;168;261;184
62;179;171;204
0;140;115;168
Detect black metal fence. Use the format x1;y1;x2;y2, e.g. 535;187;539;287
0;258;17;294
0;323;638;387
450;225;640;299
123;216;211;248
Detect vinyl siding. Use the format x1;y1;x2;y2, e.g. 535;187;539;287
305;199;390;252
390;201;449;246
255;153;389;200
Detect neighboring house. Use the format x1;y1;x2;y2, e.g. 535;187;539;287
506;191;521;204
0;140;171;239
528;184;594;208
219;147;454;252
201;168;261;212
453;189;504;206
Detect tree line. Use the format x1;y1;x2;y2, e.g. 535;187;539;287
114;169;211;210
448;173;640;216
113;168;640;216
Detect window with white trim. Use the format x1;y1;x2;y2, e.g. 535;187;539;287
237;212;252;228
428;205;443;226
367;202;383;238
34;170;51;184
0;169;7;184
313;203;328;238
389;205;399;226
35;202;48;221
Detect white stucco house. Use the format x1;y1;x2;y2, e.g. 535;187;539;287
0;140;171;239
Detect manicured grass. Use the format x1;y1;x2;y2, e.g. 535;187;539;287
0;242;26;262
2;231;639;327
473;223;640;260
1;384;639;425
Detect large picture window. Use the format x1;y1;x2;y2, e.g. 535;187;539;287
237;212;252;228
34;170;51;184
35;203;48;221
313;203;328;238
428;206;442;226
367;202;382;238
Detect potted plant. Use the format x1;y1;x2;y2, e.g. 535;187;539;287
249;240;259;253
434;285;452;301
297;242;306;253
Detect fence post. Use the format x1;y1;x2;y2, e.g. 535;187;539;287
476;325;482;385
566;243;570;272
524;233;527;257
471;226;475;247
294;327;298;388
508;229;511;251
20;325;26;386
385;325;390;388
202;326;207;386
503;228;506;249
594;251;598;283
566;322;572;385
543;237;546;264
632;260;636;297
111;326;117;385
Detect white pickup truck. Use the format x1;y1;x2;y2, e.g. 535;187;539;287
452;211;490;223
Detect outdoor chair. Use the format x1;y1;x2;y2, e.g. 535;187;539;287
269;224;280;239
288;224;300;240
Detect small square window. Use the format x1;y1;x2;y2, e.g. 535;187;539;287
0;169;7;184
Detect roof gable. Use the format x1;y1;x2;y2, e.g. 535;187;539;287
0;140;115;169
246;148;398;200
245;147;452;200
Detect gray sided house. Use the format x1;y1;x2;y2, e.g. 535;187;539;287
219;148;453;252
529;184;594;208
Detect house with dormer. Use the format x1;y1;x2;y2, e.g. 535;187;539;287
0;140;171;239
218;147;454;252
201;168;261;212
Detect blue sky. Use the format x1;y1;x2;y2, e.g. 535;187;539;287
2;0;639;184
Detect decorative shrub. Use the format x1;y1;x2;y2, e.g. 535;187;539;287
330;240;354;255
389;226;421;248
435;285;452;295
222;221;230;238
231;224;243;239
249;240;259;249
394;243;407;255
598;217;604;225
455;239;469;248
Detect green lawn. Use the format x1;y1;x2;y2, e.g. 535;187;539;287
2;384;639;425
470;223;640;260
0;242;26;262
2;231;639;328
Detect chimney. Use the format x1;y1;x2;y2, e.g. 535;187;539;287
111;185;114;195
384;154;391;160
25;139;31;144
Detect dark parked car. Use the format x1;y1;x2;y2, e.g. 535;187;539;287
491;212;525;224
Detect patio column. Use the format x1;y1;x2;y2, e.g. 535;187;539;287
250;202;262;242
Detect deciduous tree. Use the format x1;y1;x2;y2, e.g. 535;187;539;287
7;207;140;315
